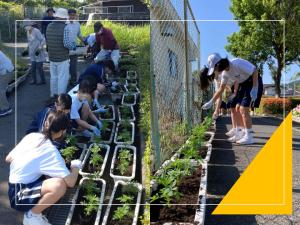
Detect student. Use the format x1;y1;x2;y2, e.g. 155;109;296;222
26;93;72;134
0;50;14;116
6;111;82;225
78;59;116;109
23;19;46;85
202;53;263;144
93;22;120;70
70;78;102;137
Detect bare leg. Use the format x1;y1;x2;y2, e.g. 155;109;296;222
240;106;252;129
31;178;66;214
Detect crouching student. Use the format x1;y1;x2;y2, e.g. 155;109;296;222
26;93;72;134
6;111;82;225
71;78;103;137
202;53;263;144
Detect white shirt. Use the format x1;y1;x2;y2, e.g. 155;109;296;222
9;133;70;184
221;58;256;85
0;51;14;76
66;21;82;45
70;94;88;120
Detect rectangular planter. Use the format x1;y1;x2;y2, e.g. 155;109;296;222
79;143;110;177
6;68;30;93
125;78;138;86
117;105;136;122
126;70;137;80
121;93;137;106
110;145;137;181
65;177;106;225
99;105;116;121
114;121;135;145
101;181;142;225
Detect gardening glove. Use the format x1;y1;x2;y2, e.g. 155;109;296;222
96;120;103;130
90;126;101;136
111;81;119;92
250;86;258;107
70;159;82;170
92;107;108;114
202;99;213;110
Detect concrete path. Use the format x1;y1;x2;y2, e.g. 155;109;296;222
205;116;300;225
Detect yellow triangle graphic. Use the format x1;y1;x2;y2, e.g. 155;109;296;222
212;112;292;215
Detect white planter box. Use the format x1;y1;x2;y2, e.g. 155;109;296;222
117;105;136;122
121;93;137;106
114;122;135;145
99;105;116;121
99;121;116;145
125;79;138;86
7;69;30;93
125;84;140;95
79;143;110;177
126;70;137;80
101;181;142;225
65;177;106;225
110;145;137;181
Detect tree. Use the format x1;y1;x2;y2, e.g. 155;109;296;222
226;0;300;97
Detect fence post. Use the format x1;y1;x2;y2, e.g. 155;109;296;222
149;22;161;170
183;0;191;132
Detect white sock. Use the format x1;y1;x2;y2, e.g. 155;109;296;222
245;128;252;136
27;210;40;217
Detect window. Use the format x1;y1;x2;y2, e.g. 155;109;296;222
168;49;178;77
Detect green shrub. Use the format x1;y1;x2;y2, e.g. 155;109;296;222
256;98;292;115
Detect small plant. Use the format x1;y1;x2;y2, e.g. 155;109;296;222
117;148;133;175
82;179;100;195
81;194;99;216
113;193;135;221
101;106;113;119
119;106;133;119
123;94;135;104
126;84;138;93
61;146;78;163
65;135;77;147
117;122;132;143
89;144;104;169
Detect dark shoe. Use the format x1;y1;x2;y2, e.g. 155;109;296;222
0;108;12;117
37;81;46;85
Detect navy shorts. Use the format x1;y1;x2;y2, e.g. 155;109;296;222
8;176;44;212
236;75;263;108
226;85;238;108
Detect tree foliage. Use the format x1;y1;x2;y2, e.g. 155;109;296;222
226;0;300;96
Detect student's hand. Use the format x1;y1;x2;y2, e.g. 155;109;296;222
90;126;101;136
112;81;118;87
96;120;103;130
202;99;213;110
250;86;258;102
92;107;108;114
70;159;82;170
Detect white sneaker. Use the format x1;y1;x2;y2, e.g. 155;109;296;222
228;132;243;142
226;128;235;137
236;135;254;145
23;212;51;225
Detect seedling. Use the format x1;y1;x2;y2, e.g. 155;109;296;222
82;179;100;195
119;106;133;119
126;84;138;93
65;135;77;147
117;148;132;175
81;194;99;216
113;194;134;221
117;122;132;143
61;146;78;163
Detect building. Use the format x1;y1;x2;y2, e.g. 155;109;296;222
80;0;149;23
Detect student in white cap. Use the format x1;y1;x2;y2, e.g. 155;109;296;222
201;53;263;144
46;8;76;99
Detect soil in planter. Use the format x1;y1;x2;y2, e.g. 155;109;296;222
180;145;208;160
123;94;135;105
70;180;103;225
100;106;114;120
113;148;134;177
107;183;139;225
116;123;132;143
119;106;134;121
150;166;202;224
82;146;107;174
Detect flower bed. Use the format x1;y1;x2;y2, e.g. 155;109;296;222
65;178;106;225
80;143;110;177
110;145;136;181
117;105;136;122
256;98;292;115
101;181;142;225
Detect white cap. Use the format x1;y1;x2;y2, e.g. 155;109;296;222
54;8;69;19
207;53;221;76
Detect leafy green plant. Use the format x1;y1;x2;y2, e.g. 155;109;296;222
81;194;99;216
124;94;135;104
120;106;133;119
65;135;77;147
117;148;133;175
101;107;113;119
82;179;100;195
117;122;132;143
126;84;138;93
89;145;104;168
61;146;78;163
113;193;135;221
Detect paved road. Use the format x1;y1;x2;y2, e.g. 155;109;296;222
205;116;300;225
0;44;89;225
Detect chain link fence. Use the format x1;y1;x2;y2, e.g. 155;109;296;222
150;0;211;170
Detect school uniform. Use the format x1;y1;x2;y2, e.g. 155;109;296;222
70;94;89;128
221;58;263;108
8;133;70;212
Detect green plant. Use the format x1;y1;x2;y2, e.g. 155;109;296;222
124;94;135;104
256;98;292;115
82;179;100;195
61;146;78;163
113;205;132;221
81;194;99;216
117;148;133;175
89;145;104;168
117;122;132;143
117;194;134;204
120;106;133;119
65;135;77;147
126;84;137;93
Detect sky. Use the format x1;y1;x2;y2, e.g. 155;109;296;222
189;0;299;84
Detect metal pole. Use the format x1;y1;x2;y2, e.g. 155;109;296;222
149;21;161;170
183;0;191;131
